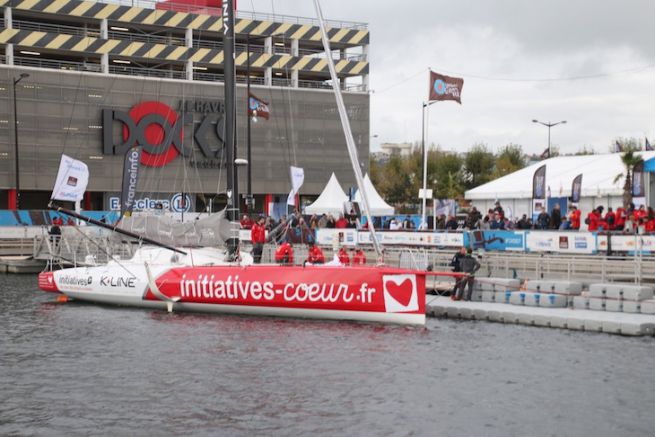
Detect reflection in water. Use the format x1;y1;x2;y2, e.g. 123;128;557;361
1;275;653;436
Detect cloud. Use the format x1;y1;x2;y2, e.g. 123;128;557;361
246;1;655;154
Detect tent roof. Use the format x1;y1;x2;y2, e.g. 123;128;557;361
304;173;348;215
465;152;655;200
354;174;395;216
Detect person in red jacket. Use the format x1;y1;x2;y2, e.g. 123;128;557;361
337;247;350;265
352;247;367;265
569;205;581;230
615;207;626;230
306;241;325;264
586;207;602;231
604;207;617;230
275;241;294;265
250;216;266;264
240;214;254;229
335;214;348;229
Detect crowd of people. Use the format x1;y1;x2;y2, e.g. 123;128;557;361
462;201;655;233
242;211;367;266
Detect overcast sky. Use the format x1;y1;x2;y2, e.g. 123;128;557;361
246;0;654;155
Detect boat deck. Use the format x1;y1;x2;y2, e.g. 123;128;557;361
425;296;655;336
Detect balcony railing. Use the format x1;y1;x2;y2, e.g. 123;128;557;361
4;56;367;92
13;56;102;72
107;30;185;46
13;19;96;37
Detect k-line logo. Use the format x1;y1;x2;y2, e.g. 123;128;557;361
102;101;225;167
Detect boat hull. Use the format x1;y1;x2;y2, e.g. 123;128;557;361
39;264;427;325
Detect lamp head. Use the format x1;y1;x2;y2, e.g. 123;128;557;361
561;120;567;124
532;119;538;123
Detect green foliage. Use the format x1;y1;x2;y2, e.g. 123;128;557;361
612;137;643;152
617;149;644;208
493;144;526;178
464;143;495;189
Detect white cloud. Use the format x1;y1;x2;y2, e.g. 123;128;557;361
246;0;655;154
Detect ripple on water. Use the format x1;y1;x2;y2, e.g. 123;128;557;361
0;275;654;436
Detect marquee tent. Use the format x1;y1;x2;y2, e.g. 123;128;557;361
465;152;655;216
353;174;395;216
304;173;348;215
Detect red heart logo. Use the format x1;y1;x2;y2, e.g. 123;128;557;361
385;278;413;307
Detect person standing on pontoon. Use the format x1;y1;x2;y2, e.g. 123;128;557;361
455;248;480;301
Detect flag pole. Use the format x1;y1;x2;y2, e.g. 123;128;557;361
421;101;434;229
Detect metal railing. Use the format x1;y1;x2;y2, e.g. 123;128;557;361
13;56;103;72
109;64;186;79
108;30;185;46
13;19;95;37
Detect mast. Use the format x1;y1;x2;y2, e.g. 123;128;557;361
223;0;239;258
313;0;383;259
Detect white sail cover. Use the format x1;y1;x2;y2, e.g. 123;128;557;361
353;174;395;216
304;173;348;215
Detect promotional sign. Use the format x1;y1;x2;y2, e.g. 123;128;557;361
103;100;225;167
526;231;596;254
107;192;193;213
51;154;89;202
356;231;464;248
147;266;425;317
120;146;142;217
316;229;358;247
465;230;525;251
428;70;464;104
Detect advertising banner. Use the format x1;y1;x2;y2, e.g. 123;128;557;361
526;231;596;254
120;146;142;217
466;230;525;251
356;231;464;247
571;174;582;203
316;229;359;247
51;155;89;202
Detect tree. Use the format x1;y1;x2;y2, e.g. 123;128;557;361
612;137;643;152
613;147;643;208
432;151;464;199
463;143;495;189
493;143;526;178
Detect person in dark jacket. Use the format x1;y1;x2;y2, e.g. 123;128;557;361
550;203;562;229
536;208;550;230
455;248;481;301
449;247;466;299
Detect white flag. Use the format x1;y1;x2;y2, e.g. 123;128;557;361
51;154;89;202
286;166;304;206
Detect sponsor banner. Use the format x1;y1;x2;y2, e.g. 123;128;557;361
465;230;525;251
532;164;547;200
147;266;425;316
571;174;582;203
599;235;655;253
316;229;358;247
120;146;142;217
526;231;596;254
107;192;193;213
51;155;89;202
632;161;645;197
357;231;463;247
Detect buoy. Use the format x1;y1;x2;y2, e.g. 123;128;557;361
56;295;68;303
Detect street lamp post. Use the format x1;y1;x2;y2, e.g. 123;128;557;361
12;73;29;210
532;119;567;157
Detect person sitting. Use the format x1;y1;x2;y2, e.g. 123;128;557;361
306;241;325;264
274;241;294;265
352;247;367;265
337;247;350;265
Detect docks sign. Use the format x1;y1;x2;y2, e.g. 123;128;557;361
102;100;225;167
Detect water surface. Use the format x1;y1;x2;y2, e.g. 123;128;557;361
1;275;653;436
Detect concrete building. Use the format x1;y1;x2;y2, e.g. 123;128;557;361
0;0;370;214
379;142;412;157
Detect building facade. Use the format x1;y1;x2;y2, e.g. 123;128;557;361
0;0;370;214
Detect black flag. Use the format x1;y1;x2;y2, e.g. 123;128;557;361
632;161;645;197
571;173;582;203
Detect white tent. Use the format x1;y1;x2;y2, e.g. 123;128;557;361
354;174;395;216
465;152;655;215
304;173;348;215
